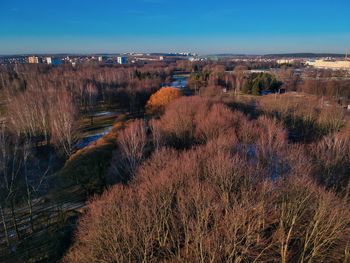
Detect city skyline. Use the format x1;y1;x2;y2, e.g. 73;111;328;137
1;0;349;55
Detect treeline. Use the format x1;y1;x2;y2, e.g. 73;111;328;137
187;64;244;95
0;62;174;114
7;88;77;156
65;96;350;263
186;64;284;96
258;94;345;142
260;68;350;101
299;78;350;101
177;61;350;102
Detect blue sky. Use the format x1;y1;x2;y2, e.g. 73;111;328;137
0;0;349;54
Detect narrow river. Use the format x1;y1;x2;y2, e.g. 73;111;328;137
77;74;190;150
75;111;118;149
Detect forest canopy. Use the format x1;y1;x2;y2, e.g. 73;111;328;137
65;96;350;263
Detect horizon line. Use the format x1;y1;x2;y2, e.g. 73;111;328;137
1;51;349;57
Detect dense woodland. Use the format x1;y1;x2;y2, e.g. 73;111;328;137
65;94;350;263
0;60;349;262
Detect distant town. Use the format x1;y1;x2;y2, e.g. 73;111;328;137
0;52;199;66
1;52;350;71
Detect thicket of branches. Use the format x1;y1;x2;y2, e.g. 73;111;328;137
65;96;350;263
7;88;78;156
0;62;175;154
258;94;345;142
0;63;173;114
0;62;176;253
184;62;350;103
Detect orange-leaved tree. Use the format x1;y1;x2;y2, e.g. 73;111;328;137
146;87;181;115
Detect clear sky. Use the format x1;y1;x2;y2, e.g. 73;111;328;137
0;0;349;55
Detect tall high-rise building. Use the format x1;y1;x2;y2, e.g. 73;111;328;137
46;57;52;64
117;56;127;64
98;56;107;62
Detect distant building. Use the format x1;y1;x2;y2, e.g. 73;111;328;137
277;59;296;64
46;57;61;66
117;56;127;64
28;56;41;64
306;59;350;70
188;57;200;62
98;56;107;62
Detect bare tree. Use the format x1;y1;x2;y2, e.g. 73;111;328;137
22;140;51;233
0;125;22;241
7;90;50;142
117;119;147;177
234;65;247;95
49;90;79;156
86;83;98;125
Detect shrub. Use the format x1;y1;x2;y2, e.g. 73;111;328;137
195;103;240;142
310;133;350;191
157;96;210;147
146;87;181;115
